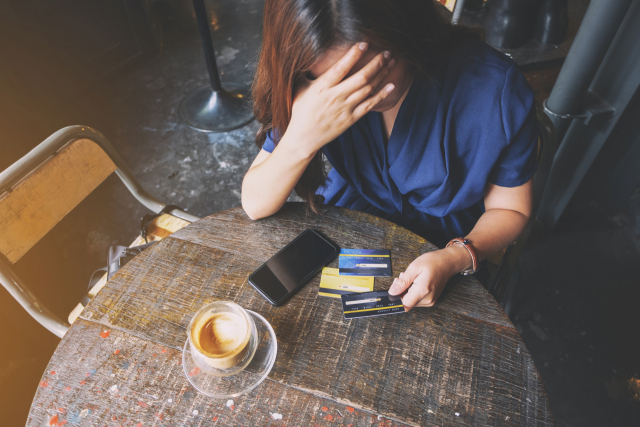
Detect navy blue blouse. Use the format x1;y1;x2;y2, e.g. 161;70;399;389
262;42;538;248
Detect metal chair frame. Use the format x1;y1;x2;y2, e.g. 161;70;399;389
487;104;558;315
0;126;200;338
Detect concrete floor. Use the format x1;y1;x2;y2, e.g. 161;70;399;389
1;0;639;425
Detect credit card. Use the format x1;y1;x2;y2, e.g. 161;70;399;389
341;290;405;319
318;267;374;298
339;249;391;277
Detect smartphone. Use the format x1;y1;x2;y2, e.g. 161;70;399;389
248;229;340;306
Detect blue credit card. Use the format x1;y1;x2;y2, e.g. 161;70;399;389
339;249;391;277
341;290;405;319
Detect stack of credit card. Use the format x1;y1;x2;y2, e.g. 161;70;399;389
316;248;402;319
338;249;391;277
318;267;374;298
341;291;405;319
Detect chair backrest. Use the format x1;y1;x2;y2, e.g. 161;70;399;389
532;103;558;223
0;138;116;264
0;126;199;338
486;103;559;308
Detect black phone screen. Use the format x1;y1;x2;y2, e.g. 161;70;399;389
249;229;339;305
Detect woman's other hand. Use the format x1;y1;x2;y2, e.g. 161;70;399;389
388;245;472;311
287;42;396;156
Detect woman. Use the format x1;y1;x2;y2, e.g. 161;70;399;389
242;0;537;310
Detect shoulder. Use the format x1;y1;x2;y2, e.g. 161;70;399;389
440;41;528;97
446;41;514;76
428;41;534;139
459;41;515;72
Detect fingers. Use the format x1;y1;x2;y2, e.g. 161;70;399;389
320;42;369;87
346;58;394;106
413;297;437;308
392;263;429;311
389;263;420;295
401;283;430;311
339;51;392;95
352;83;395;118
389;261;431;311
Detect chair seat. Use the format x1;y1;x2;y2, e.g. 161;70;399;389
67;214;190;324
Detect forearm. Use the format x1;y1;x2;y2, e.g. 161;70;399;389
241;132;316;220
391;180;532;309
446;208;530;272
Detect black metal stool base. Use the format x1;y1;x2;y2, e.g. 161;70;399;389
178;83;254;133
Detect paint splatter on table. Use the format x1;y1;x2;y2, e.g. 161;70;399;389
28;203;553;426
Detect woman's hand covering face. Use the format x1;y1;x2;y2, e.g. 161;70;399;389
286;42;396;156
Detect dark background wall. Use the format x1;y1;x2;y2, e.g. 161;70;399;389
1;1;639;426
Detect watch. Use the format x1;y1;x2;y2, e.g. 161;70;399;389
445;238;479;275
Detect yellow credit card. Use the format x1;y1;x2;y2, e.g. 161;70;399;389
318;267;374;298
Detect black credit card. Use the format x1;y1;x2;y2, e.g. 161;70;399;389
341;290;406;319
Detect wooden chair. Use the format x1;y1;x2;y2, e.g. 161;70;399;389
486;103;558;315
0;126;200;338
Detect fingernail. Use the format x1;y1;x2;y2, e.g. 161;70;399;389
383;51;390;59
385;84;395;93
388;58;396;68
359;42;368;51
389;285;399;294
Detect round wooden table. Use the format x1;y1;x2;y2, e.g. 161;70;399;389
28;204;553;426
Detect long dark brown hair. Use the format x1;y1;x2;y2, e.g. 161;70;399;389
252;0;479;213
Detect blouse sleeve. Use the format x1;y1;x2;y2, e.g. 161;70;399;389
488;64;538;187
261;130;276;153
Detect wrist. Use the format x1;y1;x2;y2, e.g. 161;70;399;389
443;244;474;275
278;129;319;161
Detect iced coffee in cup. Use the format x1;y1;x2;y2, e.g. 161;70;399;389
188;301;258;376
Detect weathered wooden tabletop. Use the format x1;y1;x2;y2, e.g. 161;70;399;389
28;203;553;426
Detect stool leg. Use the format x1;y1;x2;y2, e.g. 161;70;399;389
178;0;254;132
193;0;222;92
